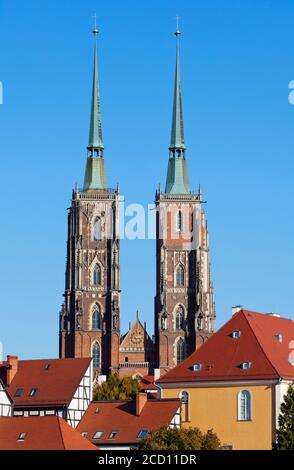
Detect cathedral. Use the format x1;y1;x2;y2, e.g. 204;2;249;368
59;25;216;379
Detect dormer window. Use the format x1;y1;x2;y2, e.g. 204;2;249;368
275;333;283;343
108;431;118;439
81;431;88;438
18;432;27;442
29;388;38;397
241;361;252;370
137;430;148;439
192;363;202;372
232;331;241;339
93;431;103;439
14;388;24;397
44;364;51;370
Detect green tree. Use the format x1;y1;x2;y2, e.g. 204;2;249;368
94;373;141;401
135;426;221;450
274;384;294;450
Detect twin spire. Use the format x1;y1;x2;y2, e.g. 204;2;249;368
83;21;190;195
83;23;106;191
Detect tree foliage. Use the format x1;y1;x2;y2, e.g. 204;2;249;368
274;384;294;450
94;373;141;401
135;426;221;450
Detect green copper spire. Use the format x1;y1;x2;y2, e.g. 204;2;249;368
84;21;107;191
165;24;190;194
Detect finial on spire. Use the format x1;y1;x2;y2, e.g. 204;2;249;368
175;15;181;37
93;13;99;35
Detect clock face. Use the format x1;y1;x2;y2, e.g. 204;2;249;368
131;330;143;345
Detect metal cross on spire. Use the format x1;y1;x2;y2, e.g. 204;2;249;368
175;15;181;37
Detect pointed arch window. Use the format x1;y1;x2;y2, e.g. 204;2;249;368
92;342;101;369
92;305;102;330
176;210;183;232
175;265;185;287
176;338;185;365
93;218;102;241
175;306;185;330
93;264;102;286
238;390;251;421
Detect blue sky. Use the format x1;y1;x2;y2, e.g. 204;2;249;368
0;0;293;359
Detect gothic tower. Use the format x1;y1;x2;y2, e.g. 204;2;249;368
154;28;216;373
59;28;120;376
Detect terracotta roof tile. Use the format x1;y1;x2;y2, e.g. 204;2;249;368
7;358;91;406
157;309;294;384
0;416;97;450
77;399;180;444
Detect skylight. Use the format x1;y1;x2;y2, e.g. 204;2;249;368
29;388;38;397
232;331;241;339
95;407;101;414
14;388;24;397
192;363;202;372
93;431;103;439
81;431;89;438
138;429;148;439
18;432;27;442
108;431;118;439
241;361;252;370
44;364;51;370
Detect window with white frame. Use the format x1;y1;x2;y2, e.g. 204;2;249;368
238;390;251;421
180;390;189;422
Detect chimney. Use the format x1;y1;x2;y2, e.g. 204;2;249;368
232;305;243;316
136;392;148;416
6;355;18;385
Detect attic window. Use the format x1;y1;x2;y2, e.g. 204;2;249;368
14;388;24;397
18;432;27;442
81;432;88;438
44;364;51;370
29;388;38;397
232;331;241;339
241;361;252;370
93;431;103;439
192;363;202;372
137;429;149;439
108;431;118;439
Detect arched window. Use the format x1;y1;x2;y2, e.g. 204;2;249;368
175;265;185;287
176;210;183;232
92;305;101;330
176;338;185;365
93;264;102;286
180;391;189;422
92;343;101;369
175;306;185;330
238;390;251;421
93;218;102;241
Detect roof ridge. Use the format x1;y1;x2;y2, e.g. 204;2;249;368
242;311;281;378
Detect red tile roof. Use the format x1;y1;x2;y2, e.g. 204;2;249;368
77;399;180;445
157;310;294;384
6;358;91;406
0;416;97;450
140;375;158;392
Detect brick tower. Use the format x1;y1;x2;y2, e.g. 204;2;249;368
59;27;120;376
154;27;216;373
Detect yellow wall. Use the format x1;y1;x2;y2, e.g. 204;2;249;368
162;384;274;450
